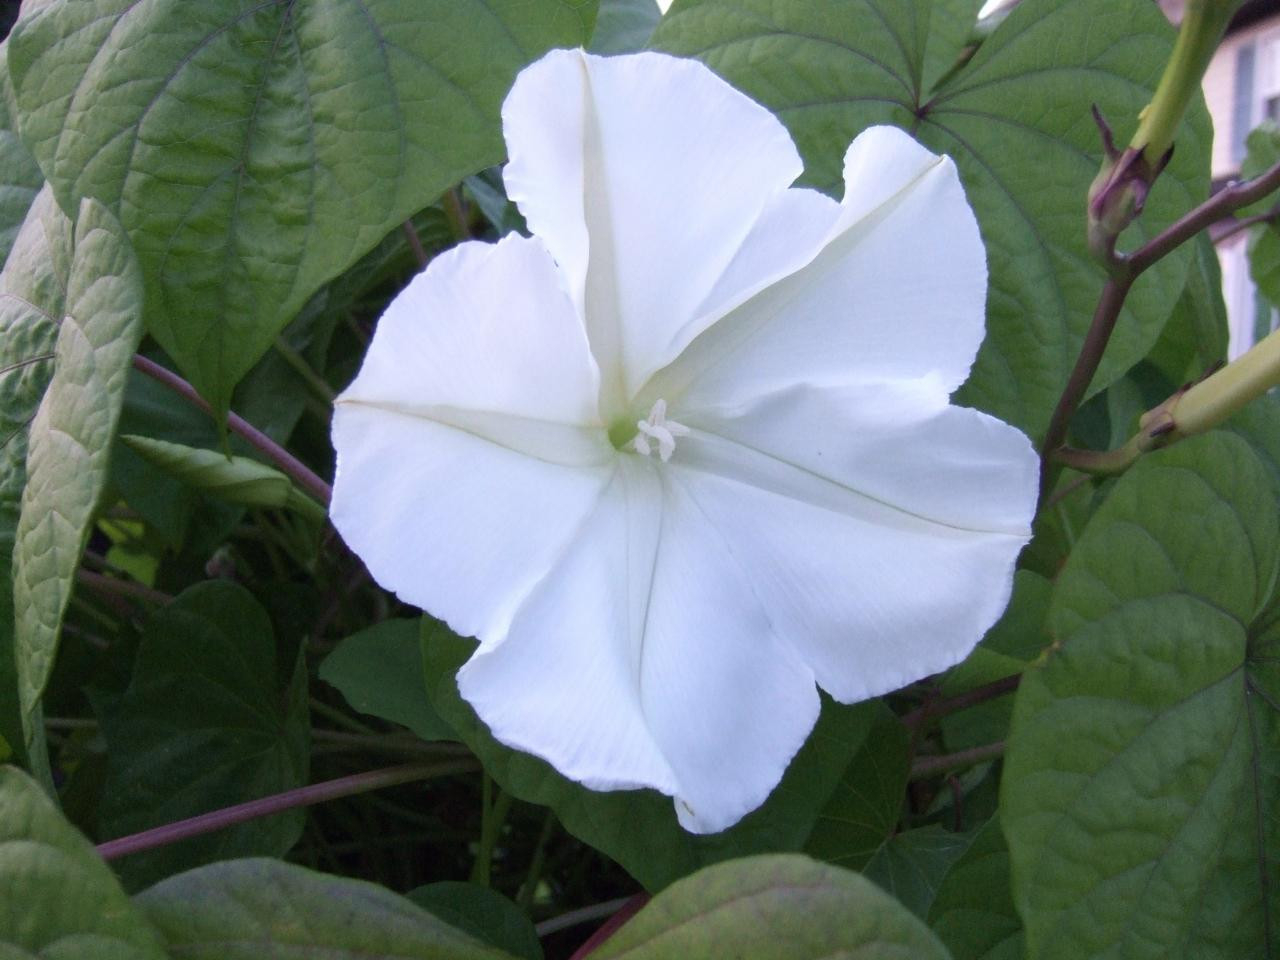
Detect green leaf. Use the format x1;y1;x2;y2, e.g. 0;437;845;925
465;170;528;238
107;363;244;553
12;198;143;740
136;857;519;960
0;46;43;266
320;619;455;742
0;186;70;763
1251;225;1280;314
232;204;453;444
121;434;325;524
590;854;951;959
406;882;542;960
652;0;1211;441
8;0;597;418
0;765;168;959
939;569;1051;751
1002;433;1280;959
1226;392;1280;497
589;0;661;54
97;580;309;891
863;826;976;921
928;816;1023;960
919;0;982;96
1147;233;1228;385
804;701;908;870
1235;124;1280;320
423;621;876;891
1245;123;1280;308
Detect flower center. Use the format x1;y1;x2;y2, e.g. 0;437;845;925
627;398;689;462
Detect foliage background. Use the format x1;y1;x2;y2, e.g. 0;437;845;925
0;0;1276;957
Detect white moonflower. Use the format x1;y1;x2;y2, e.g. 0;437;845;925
330;49;1039;834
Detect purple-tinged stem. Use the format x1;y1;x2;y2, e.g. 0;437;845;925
76;569;172;607
97;760;473;861
910;741;1006;781
902;672;1021;732
132;354;332;506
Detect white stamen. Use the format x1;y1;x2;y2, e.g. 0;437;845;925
630;398;690;462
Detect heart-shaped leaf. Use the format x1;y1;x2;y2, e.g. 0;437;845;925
591;854;951;959
928;816;1023;960
652;0;1211;441
1002;432;1280;959
137;857;519;960
321;618;456;742
0;765;168;959
97;580;309;890
8;0;598;418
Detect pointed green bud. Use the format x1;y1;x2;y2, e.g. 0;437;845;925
121;435;326;524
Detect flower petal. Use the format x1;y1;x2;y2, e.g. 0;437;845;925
337;234;603;444
670;379;1037;703
331;234;613;641
647;126;987;410
501;49;804;415
643;471;820;833
457;456;821;834
457;459;678;794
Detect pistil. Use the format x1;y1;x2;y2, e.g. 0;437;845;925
631;399;689;462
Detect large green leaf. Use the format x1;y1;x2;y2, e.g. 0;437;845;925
12;199;143;734
97;580;309;891
804;700;908;871
1002;433;1280;959
589;0;661;54
1242;122;1280;312
929;816;1023;960
405;882;542;960
0;185;71;763
320;618;455;741
939;568;1051;752
1146;232;1228;385
0;46;42;266
8;0;597;418
591;854;951;959
232;203;453;444
1227;393;1280;496
0;765;168;960
136;857;518;960
423;621;876;891
652;0;1211;441
107;362;245;555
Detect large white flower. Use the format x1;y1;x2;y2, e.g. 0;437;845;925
330;49;1039;833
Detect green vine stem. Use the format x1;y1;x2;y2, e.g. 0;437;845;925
96;760;475;862
1088;0;1242;261
132;354;333;506
1130;0;1243;164
1062;324;1280;475
271;336;336;405
470;776;514;887
403;220;429;269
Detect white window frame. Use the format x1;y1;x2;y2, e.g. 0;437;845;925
1254;26;1280;126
